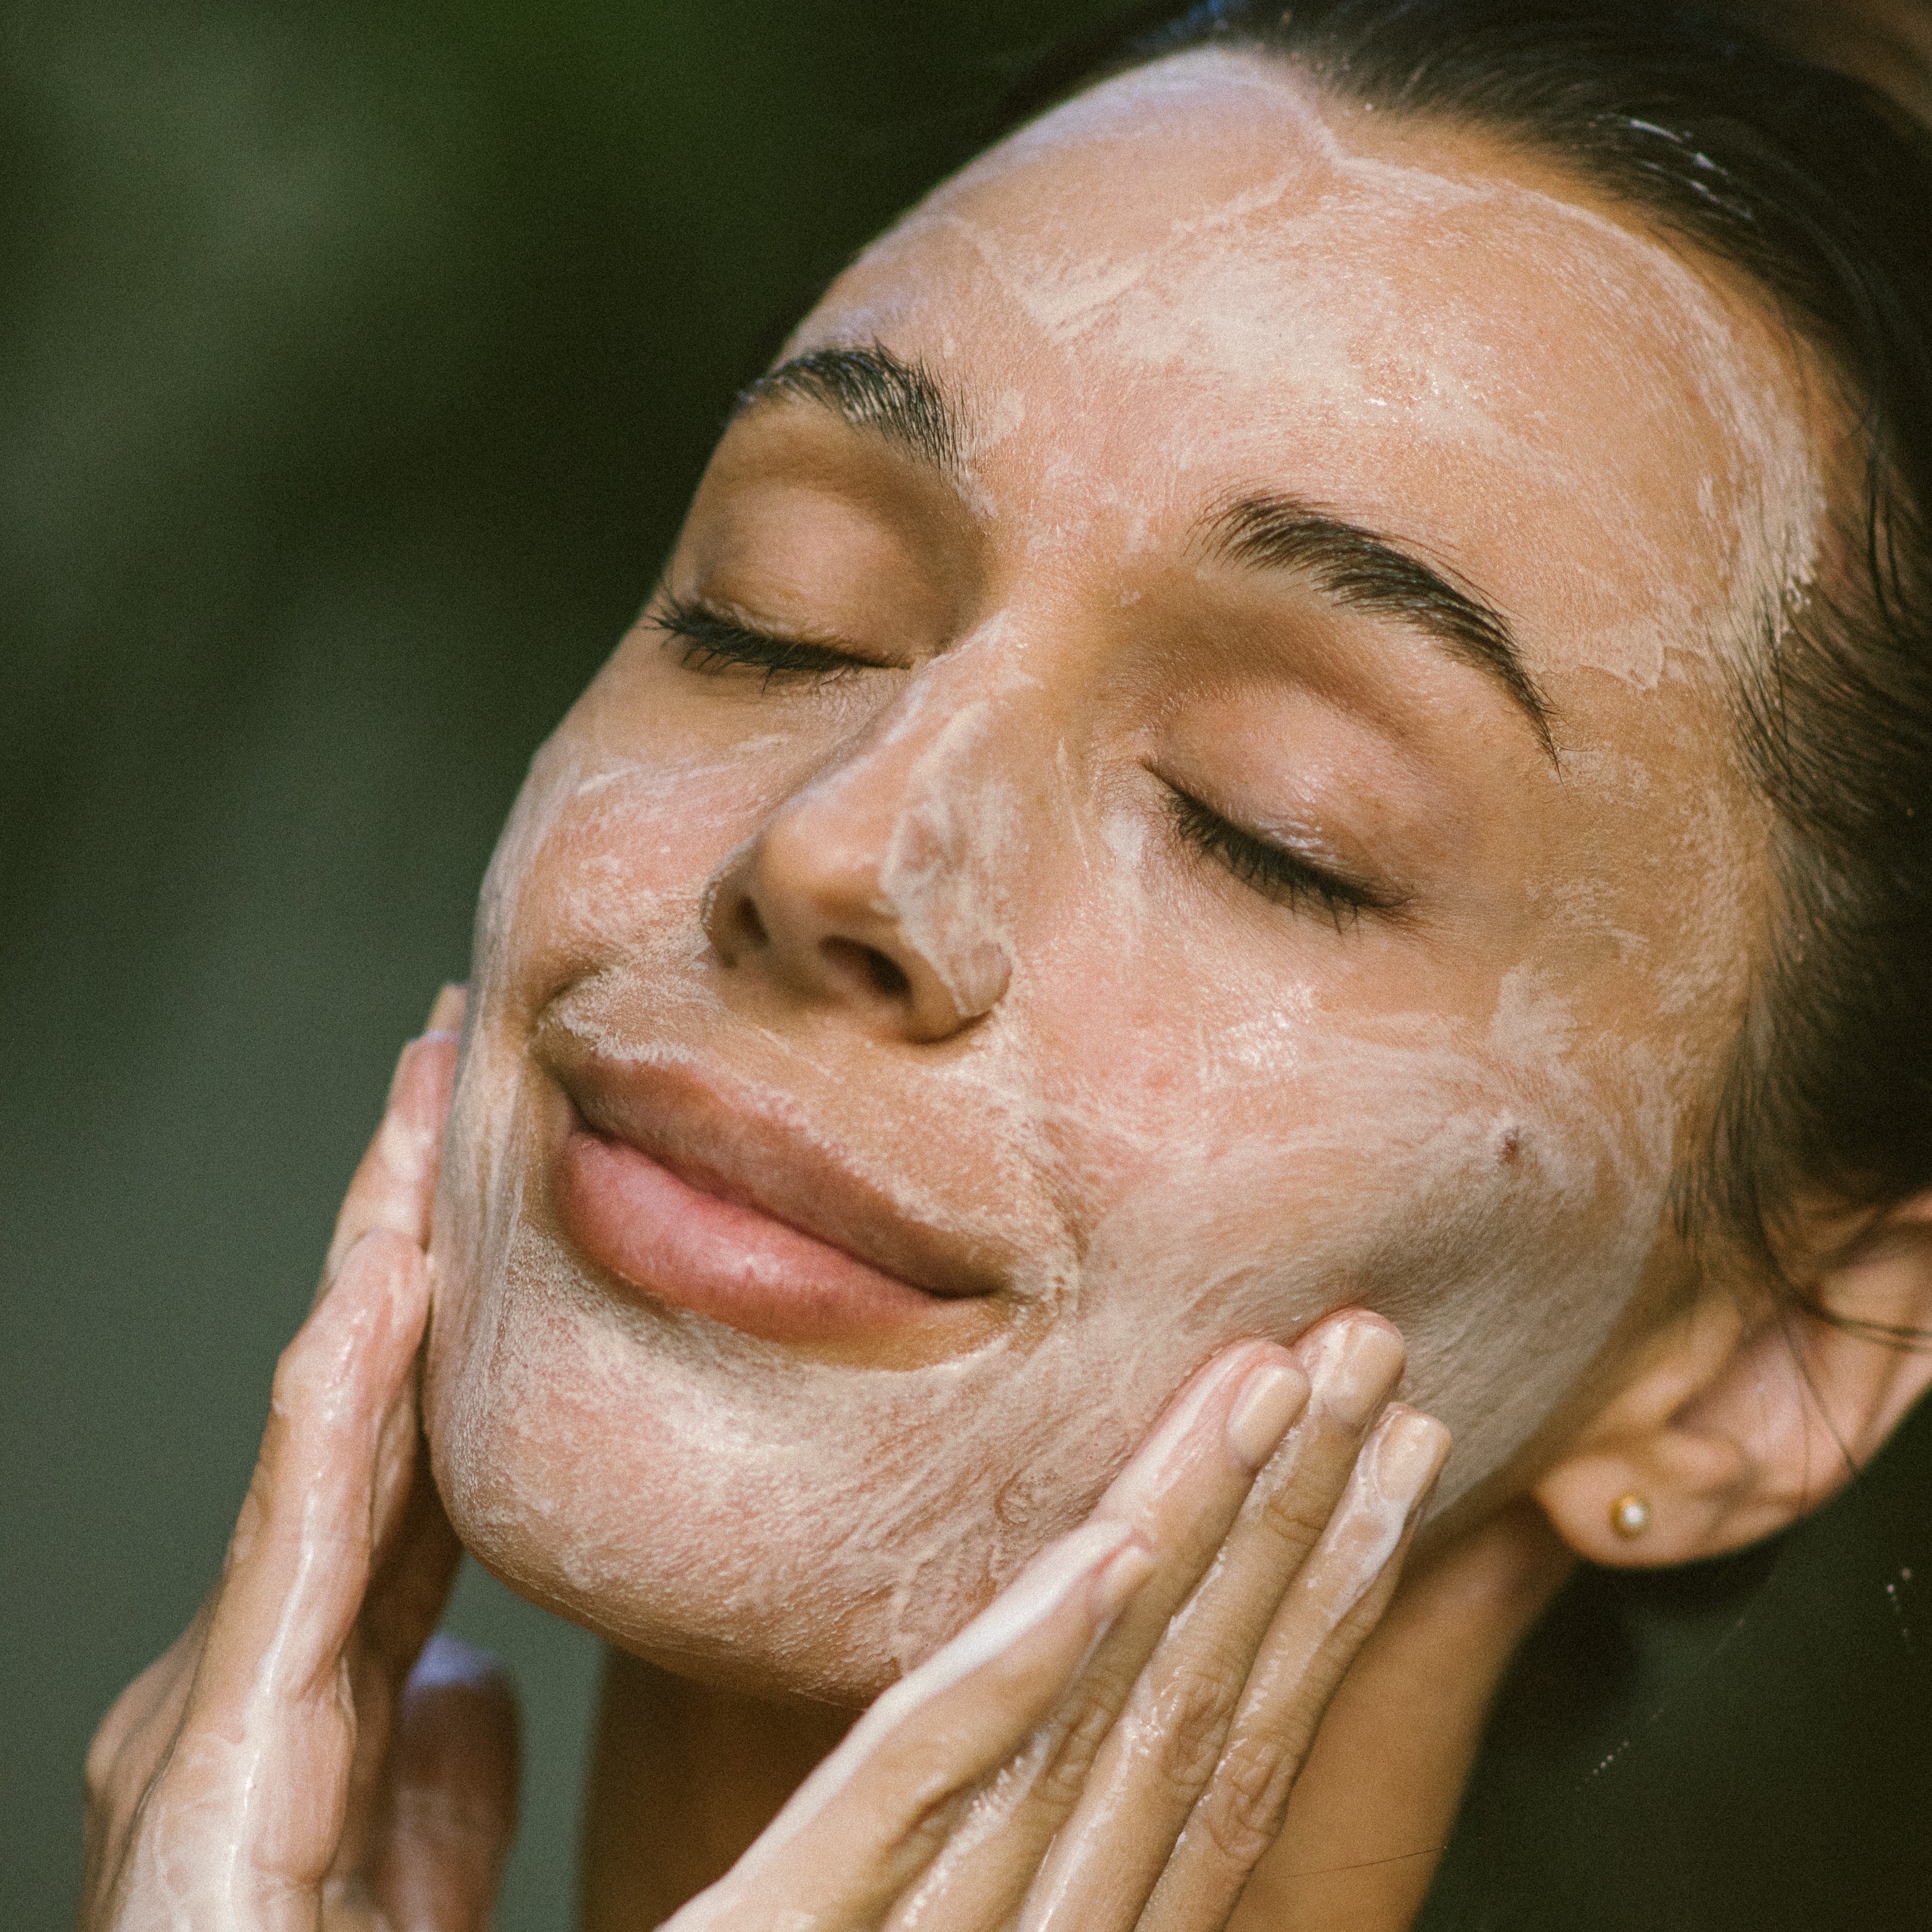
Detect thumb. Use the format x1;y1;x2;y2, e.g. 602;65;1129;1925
372;1635;521;1932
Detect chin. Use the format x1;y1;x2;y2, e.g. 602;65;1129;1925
422;1206;1145;1706
420;958;1672;1705
417;1005;1189;1704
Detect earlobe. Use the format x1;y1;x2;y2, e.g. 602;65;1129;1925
1536;1203;1932;1569
1534;1293;1762;1568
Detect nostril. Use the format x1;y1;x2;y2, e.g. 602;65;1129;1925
735;898;769;951
866;950;911;999
820;937;911;1001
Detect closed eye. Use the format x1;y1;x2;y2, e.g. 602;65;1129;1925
650;593;883;690
1166;789;1403;932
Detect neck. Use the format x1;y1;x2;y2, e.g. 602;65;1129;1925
579;1652;851;1931
1232;1500;1573;1931
580;1502;1573;1932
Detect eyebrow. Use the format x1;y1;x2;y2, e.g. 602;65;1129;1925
736;344;1555;761
733;343;965;476
1200;494;1556;763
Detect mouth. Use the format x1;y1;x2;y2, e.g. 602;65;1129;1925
545;1045;1012;1363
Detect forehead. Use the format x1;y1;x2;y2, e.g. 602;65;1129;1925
787;49;1821;696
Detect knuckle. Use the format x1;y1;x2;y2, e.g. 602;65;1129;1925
1193;1732;1299;1868
350;1225;421;1276
268;1332;306;1402
387;1783;513;1855
898;1782;970;1864
83;1653;182;1805
1253;1473;1337;1557
268;1326;333;1421
1146;1662;1242;1796
83;1696;139;1800
1027;1684;1120;1814
269;1235;421;1425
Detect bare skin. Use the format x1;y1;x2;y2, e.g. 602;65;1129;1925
80;1003;1929;1931
80;994;517;1932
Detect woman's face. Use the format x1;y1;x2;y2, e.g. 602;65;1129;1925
424;51;1821;1703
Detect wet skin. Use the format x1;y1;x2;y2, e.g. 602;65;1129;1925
423;50;1816;1707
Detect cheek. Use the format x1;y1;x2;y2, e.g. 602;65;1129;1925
424;1207;1160;1702
476;711;830;1032
1048;965;1677;1511
422;978;1674;1706
426;669;1697;1701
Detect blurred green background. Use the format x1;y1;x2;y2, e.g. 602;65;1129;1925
3;3;1929;1928
0;3;1121;1924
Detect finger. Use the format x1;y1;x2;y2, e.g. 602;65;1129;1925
324;990;472;1867
84;1609;206;1810
1009;1313;1408;1932
127;1232;432;1918
84;1003;462;1932
883;1342;1312;1932
82;1610;210;1906
1142;1407;1449;1931
358;1441;466;1687
897;1320;1391;1932
664;1520;1157;1932
330;1379;467;1884
372;1636;521;1932
322;983;466;1286
198;1232;432;1707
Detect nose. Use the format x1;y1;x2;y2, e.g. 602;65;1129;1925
701;720;1013;1046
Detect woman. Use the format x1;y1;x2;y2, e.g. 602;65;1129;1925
79;1;1932;1927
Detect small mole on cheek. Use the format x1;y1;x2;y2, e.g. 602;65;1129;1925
1498;1128;1522;1166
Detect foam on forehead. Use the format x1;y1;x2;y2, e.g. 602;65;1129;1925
796;46;1824;697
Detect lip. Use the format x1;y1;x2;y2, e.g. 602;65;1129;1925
545;1044;1010;1357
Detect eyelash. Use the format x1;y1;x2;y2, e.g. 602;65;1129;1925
654;595;1389;931
1167;790;1391;932
651;595;875;690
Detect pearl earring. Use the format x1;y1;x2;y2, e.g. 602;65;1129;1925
1610;1492;1651;1539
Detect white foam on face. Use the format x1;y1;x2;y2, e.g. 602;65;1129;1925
423;50;1815;1706
827;49;1823;695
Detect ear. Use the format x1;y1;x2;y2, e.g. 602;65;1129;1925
1535;1197;1932;1568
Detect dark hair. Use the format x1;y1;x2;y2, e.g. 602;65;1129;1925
1020;0;1932;1316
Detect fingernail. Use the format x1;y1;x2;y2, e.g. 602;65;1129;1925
1089;1537;1158;1622
1226;1361;1309;1471
1373;1409;1451;1513
1109;1349;1258;1510
422;982;466;1037
1305;1317;1405;1427
385;988;466;1121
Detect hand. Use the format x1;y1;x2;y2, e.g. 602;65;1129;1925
668;1314;1448;1932
80;986;518;1932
